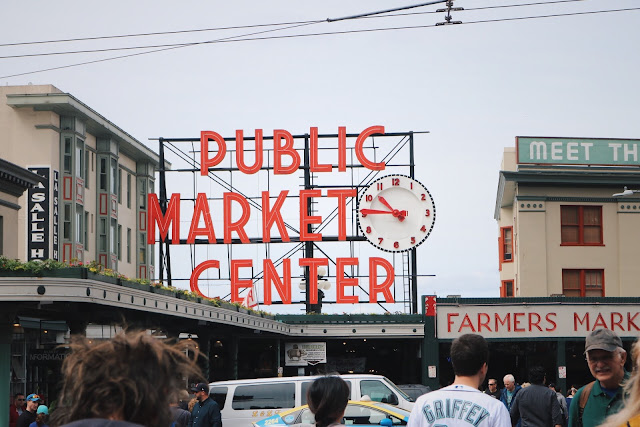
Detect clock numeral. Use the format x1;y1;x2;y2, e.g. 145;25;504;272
421;193;426;201
411;237;416;244
410;182;413;190
394;241;399;249
362;213;367;217
392;178;400;186
365;194;373;202
421;225;427;232
378;237;384;244
377;183;383;191
425;209;431;217
366;226;371;234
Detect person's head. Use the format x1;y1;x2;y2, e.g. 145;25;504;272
503;374;516;392
528;366;545;385
450;334;489;379
599;340;640;427
49;329;202;426
487;379;498;391
25;394;41;412
36;405;49;426
191;383;209;403
548;383;556;392
13;393;25;407
307;376;350;427
584;329;627;388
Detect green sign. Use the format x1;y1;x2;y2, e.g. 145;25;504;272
517;137;640;166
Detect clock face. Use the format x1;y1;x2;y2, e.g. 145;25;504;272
357;175;435;252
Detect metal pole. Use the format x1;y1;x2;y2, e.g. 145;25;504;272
303;135;313;313
409;132;418;314
158;138;172;287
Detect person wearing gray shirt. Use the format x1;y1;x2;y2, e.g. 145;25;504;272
510;366;563;427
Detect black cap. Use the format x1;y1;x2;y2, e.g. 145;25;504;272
191;382;209;393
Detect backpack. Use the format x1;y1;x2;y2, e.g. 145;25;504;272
577;381;596;427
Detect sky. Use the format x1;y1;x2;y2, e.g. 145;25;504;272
2;0;639;314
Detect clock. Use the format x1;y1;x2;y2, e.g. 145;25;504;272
357;174;435;252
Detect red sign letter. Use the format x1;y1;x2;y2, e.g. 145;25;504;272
310;127;332;173
355;126;386;171
230;259;253;303
187;193;216;244
262;191;290;243
190;259;219;298
369;257;394;303
336;257;358;304
273;129;300;175
263;258;291;304
200;131;227;176
223;192;251;244
299;190;322;241
236;129;263;174
327;189;356;241
147;193;180;244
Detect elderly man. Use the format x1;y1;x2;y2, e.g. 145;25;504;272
500;374;522;413
568;329;629;427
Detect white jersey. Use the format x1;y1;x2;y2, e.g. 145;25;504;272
407;384;510;427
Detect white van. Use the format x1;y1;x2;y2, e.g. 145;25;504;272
208;374;415;427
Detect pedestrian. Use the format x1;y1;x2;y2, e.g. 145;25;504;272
548;383;568;426
484;379;501;399
567;328;629;427
600;340;640;427
408;334;510;427
189;383;222;427
306;375;350;427
170;391;191;427
49;329;203;427
509;366;563;427
500;374;522;413
17;394;41;427
10;393;26;427
178;390;191;411
29;405;50;427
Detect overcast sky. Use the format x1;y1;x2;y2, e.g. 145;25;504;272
2;0;639;314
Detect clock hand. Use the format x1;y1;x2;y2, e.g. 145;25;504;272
378;196;395;212
360;209;393;215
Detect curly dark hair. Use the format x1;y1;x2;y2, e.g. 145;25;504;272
307;376;349;427
50;330;203;427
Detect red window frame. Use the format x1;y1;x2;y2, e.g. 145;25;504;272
500;280;514;298
562;269;604;297
560;205;603;246
500;227;513;263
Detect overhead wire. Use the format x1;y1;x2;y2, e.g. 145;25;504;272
1;6;638;79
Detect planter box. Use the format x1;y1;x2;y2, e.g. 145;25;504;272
45;267;87;279
149;286;176;297
87;272;119;285
0;270;39;277
121;280;151;292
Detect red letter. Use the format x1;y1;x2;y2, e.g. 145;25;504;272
147;193;180;244
495;313;511;331
200;131;227;175
574;312;590;331
592;313;608;330
458;314;476;333
628;312;640;331
338;126;347;172
223;192;251;244
187;193;216;244
299;258;328;304
529;312;542;331
230;259;253;303
262;191;290;243
369;257;394;303
273;129;300;174
327;189;356;241
478;313;492;332
190;259;219;298
611;312;624;331
300;190;323;241
545;313;557;331
447;313;460;332
355;126;386;171
310;127;332;173
514;312;525;332
263;259;291;304
235;129;263;174
336;257;358;304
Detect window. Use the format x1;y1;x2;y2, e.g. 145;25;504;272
110;159;118;195
139;179;147;209
561;206;602;245
63;204;71;240
126;173;131;208
301;381;351;406
232;383;294;410
63;137;72;174
118;168;122;204
99;158;107;191
99;218;107;252
76;140;84;179
139;233;146;264
501;280;514;297
563;269;604;297
209;387;228;410
127;228;131;263
84;212;89;248
85;150;90;188
75;204;83;244
360;380;398;405
500;226;513;262
117;225;122;260
110;219;117;254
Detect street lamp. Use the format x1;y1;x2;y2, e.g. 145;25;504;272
613;186;640;197
299;266;331;314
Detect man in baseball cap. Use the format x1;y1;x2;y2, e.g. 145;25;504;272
568;329;628;427
16;394;40;427
189;382;221;427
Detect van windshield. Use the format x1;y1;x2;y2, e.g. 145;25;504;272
383;377;414;402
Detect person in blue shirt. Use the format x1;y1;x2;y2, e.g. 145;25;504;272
189;383;222;427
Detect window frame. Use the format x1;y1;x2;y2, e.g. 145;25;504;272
500;280;514;298
562;269;605;297
560;205;603;246
500;226;513;263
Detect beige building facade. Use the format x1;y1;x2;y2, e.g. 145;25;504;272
0;85;161;279
495;136;640;297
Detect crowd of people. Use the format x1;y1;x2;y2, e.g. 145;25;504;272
7;327;640;427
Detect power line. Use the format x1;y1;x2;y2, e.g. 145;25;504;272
1;7;637;79
0;0;604;48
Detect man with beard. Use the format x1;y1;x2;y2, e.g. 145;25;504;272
189;383;222;427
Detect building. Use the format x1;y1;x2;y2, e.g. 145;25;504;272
0;84;161;279
495;136;640;297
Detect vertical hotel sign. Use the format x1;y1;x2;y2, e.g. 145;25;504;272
27;167;59;261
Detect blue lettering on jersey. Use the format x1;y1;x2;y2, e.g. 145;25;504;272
421;399;491;425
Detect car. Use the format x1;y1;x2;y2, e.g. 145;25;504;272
396;384;432;401
252;400;411;426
